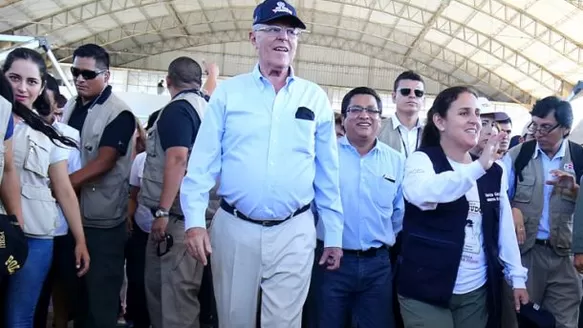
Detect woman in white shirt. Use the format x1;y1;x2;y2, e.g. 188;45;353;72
396;86;528;328
2;47;89;327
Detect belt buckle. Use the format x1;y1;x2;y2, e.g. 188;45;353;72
233;208;238;218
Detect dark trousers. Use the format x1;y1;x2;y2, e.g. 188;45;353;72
390;234;404;328
309;246;393;328
34;233;77;328
124;224;150;328
74;222;128;328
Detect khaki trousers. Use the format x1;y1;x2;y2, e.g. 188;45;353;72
501;244;582;328
399;286;488;328
145;217;204;328
210;208;316;328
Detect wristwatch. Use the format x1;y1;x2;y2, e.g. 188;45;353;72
152;206;169;218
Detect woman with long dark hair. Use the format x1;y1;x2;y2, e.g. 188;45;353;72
396;86;528;328
2;47;90;327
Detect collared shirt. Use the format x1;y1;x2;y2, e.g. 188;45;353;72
316;137;404;250
391;115;422;157
504;139;568;239
180;64;344;247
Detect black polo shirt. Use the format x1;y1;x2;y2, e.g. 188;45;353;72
68;86;135;155
156;89;203;151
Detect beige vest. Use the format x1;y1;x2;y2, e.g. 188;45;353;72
0;97;12;200
63;92;135;228
378;115;423;155
13;123;59;237
139;92;208;216
509;142;576;256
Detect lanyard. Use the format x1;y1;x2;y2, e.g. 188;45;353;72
397;126;420;158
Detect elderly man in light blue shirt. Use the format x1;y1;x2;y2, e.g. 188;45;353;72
310;87;404;328
178;0;343;327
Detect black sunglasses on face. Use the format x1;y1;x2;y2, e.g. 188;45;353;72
70;67;105;80
399;88;424;98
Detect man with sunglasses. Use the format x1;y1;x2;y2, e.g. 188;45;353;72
61;44;137;328
502;96;583;328
180;0;344;327
378;71;425;158
140;56;209;328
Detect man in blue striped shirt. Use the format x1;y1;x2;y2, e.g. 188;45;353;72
179;0;344;326
311;87;405;328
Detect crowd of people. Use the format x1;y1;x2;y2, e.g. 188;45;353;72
0;0;581;327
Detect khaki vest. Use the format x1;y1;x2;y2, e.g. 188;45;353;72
509;142;576;256
13;123;59;237
63;92;135;228
139;92;208;216
378;115;423;155
0;97;12;201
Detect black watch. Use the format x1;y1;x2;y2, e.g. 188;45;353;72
151;207;169;218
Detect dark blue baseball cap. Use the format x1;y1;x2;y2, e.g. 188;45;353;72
253;0;306;30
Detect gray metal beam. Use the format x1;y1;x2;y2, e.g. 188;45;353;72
53;31;530;103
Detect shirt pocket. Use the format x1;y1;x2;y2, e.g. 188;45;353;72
376;176;397;209
292;118;316;156
513;176;535;203
23;133;51;178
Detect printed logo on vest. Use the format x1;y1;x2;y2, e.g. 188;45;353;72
485;192;500;202
564;162;575;174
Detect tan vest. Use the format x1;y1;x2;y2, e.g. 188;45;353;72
13;123;59;237
509;142;576;256
378;115;423;155
0;97;12;197
139;92;208;216
63;92;135;228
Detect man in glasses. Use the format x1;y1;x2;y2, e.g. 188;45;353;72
180;0;344;326
61;43;136;328
140;57;208;328
309;87;404;328
378;70;425;158
502;96;583;328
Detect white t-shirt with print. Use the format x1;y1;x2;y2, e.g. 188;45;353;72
449;159;487;294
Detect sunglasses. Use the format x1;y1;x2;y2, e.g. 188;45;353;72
398;88;424;98
70;67;106;80
156;234;174;257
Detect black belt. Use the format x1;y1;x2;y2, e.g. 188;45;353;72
535;239;552;247
316;240;387;257
220;199;310;227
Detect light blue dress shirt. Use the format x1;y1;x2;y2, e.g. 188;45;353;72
180;64;344;247
504;140;567;239
316;137;404;250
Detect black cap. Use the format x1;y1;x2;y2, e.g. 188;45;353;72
0;214;28;277
253;0;306;29
517;302;555;328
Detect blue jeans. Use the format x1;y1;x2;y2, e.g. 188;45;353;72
313;246;394;328
5;237;53;327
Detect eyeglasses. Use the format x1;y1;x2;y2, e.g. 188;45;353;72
346;106;381;116
398;88;424;98
156;234;174;257
527;122;559;135
253;25;303;37
70;67;106;80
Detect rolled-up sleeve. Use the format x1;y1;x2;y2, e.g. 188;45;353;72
180;87;225;231
313;96;343;248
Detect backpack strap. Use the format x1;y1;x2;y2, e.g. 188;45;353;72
513;140;537;193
